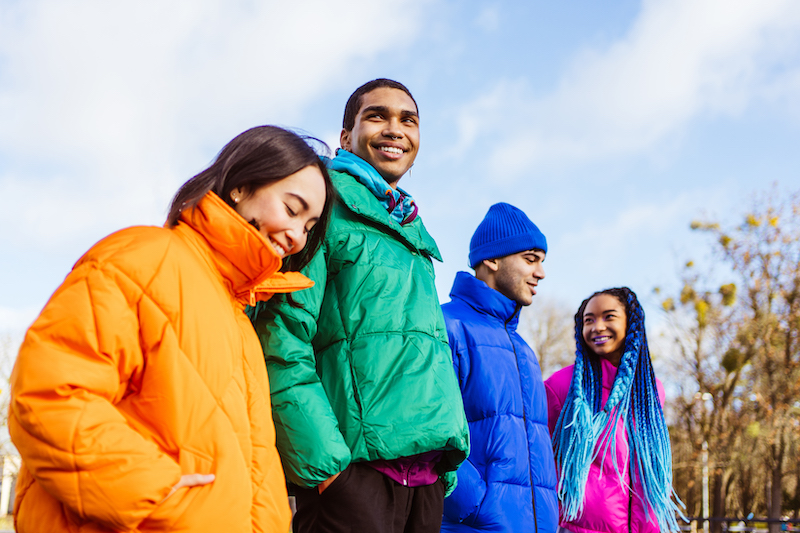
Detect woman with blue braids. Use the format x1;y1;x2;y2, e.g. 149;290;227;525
545;287;684;533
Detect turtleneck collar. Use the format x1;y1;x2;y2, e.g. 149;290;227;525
448;271;521;328
175;192;313;307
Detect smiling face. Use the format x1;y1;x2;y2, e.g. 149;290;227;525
232;164;326;258
482;249;546;306
339;87;419;187
582;293;628;366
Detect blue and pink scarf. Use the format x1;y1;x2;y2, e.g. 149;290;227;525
328;149;418;226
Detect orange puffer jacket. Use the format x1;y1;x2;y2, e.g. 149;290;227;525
9;192;310;533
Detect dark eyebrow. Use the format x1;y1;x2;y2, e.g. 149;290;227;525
361;105;419;119
287;193;320;225
584;308;619;318
287;193;308;211
522;250;545;260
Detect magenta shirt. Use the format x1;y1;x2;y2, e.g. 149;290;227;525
367;450;443;487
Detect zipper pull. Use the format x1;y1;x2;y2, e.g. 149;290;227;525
249;288;256;307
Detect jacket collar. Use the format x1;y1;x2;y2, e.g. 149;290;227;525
330;169;442;261
328;150;418;225
448;271;521;328
175;192;313;307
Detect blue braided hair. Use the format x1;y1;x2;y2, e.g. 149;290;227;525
551;287;685;532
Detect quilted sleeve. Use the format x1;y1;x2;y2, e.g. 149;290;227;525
442;315;486;522
9;259;182;531
445;315;469;389
544;378;564;436
249;246;352;488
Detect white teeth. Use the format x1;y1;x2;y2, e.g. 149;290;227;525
269;239;286;257
379;146;403;154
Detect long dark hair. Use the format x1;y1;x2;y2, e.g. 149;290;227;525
168;125;335;272
552;287;684;531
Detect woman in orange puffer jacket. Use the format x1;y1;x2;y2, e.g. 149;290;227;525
9;126;334;533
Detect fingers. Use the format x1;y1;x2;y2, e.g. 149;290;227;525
179;473;216;488
163;473;216;502
317;472;340;494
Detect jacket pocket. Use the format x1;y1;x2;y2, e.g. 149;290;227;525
138;448;214;531
320;463;353;497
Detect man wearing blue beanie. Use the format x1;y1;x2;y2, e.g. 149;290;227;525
441;202;558;533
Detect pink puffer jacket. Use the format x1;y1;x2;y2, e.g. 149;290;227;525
545;358;665;533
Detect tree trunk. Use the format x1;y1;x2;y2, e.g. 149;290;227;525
712;469;726;533
768;437;785;533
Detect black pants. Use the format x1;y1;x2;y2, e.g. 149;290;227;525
292;462;445;533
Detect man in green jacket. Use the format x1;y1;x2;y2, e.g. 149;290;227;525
250;79;469;533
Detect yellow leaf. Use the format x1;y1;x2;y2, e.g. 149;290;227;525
745;214;761;227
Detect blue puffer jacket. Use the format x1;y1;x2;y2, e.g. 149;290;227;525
441;272;558;533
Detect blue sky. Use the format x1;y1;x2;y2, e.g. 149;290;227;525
2;0;800;347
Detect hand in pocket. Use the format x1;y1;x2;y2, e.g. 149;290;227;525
163;473;215;502
317;472;340;494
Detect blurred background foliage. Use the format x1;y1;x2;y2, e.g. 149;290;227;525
523;186;800;532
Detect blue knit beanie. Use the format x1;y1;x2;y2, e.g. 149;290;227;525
469;202;547;268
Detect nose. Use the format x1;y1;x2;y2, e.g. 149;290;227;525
383;118;404;140
284;223;308;256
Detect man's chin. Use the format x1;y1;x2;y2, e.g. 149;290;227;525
513;293;533;307
366;160;407;184
375;169;404;187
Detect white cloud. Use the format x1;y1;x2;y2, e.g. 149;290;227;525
444;80;527;162
536;186;732;307
557;193;696;266
0;0;433;245
474;5;500;32
450;0;800;179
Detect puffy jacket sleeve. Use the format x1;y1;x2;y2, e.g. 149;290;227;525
442;317;486;523
9;259;182;531
545;367;571;436
249;245;352;488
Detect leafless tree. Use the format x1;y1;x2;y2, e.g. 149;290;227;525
520;297;576;379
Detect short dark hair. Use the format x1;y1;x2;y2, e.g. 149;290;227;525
167;125;335;272
342;78;418;131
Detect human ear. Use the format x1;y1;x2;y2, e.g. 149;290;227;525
481;258;500;273
340;129;351;150
230;188;244;204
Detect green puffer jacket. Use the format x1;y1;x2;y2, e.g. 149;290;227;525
249;169;469;493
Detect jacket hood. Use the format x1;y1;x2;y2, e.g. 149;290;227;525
448;271;521;328
176;192;313;306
